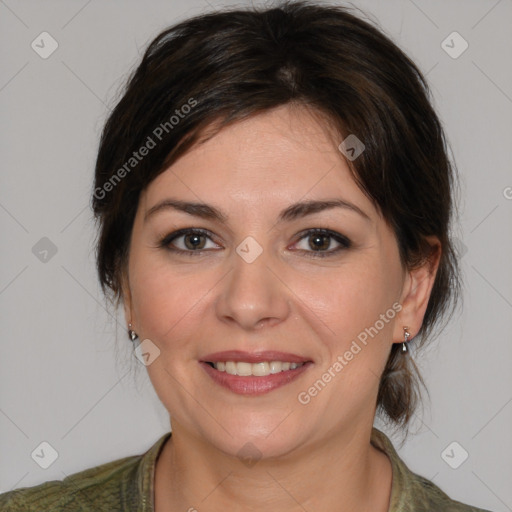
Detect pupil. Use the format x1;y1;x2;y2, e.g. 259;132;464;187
186;234;204;250
310;234;329;251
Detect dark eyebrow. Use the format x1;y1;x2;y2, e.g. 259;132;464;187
144;198;371;224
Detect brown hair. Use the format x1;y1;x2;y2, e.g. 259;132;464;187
92;0;462;430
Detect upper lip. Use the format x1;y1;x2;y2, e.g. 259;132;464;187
200;350;312;364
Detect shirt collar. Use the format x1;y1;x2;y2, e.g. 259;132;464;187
371;426;411;510
136;431;172;512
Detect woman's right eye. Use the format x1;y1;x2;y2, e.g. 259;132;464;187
159;228;220;255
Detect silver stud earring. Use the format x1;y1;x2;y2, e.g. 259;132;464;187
402;326;410;353
128;323;138;342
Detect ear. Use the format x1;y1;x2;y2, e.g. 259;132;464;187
393;236;442;343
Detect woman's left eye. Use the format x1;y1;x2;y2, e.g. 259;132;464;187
292;229;351;257
159;228;351;257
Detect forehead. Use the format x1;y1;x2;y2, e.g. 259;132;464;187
141;105;375;219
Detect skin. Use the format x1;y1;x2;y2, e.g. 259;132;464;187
122;104;441;512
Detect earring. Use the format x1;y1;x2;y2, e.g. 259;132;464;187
402;326;410;353
128;323;138;342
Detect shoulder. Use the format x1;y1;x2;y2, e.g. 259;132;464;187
408;471;494;512
370;428;494;512
0;453;142;511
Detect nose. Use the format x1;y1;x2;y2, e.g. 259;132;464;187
214;244;291;331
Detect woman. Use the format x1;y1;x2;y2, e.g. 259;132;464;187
0;1;494;510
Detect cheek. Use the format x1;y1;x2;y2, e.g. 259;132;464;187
302;261;399;385
307;263;396;338
129;255;214;343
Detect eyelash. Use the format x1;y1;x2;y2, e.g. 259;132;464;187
158;228;351;258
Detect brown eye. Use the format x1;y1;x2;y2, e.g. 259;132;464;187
308;233;331;251
183;232;207;250
293;229;351;257
160;229;220;255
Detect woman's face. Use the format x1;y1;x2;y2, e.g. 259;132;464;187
124;105;419;457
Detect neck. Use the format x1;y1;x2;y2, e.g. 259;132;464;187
154;421;392;512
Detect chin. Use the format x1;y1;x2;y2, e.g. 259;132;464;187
205;422;309;462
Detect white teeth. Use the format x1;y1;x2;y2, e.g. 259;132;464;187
211;361;305;376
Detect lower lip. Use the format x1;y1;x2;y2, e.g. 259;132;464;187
199;361;313;395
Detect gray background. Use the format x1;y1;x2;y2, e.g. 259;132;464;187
1;0;511;510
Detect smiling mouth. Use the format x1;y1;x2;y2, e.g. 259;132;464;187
204;360;307;377
200;358;313;396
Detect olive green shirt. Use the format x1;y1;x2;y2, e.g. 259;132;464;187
0;428;493;511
